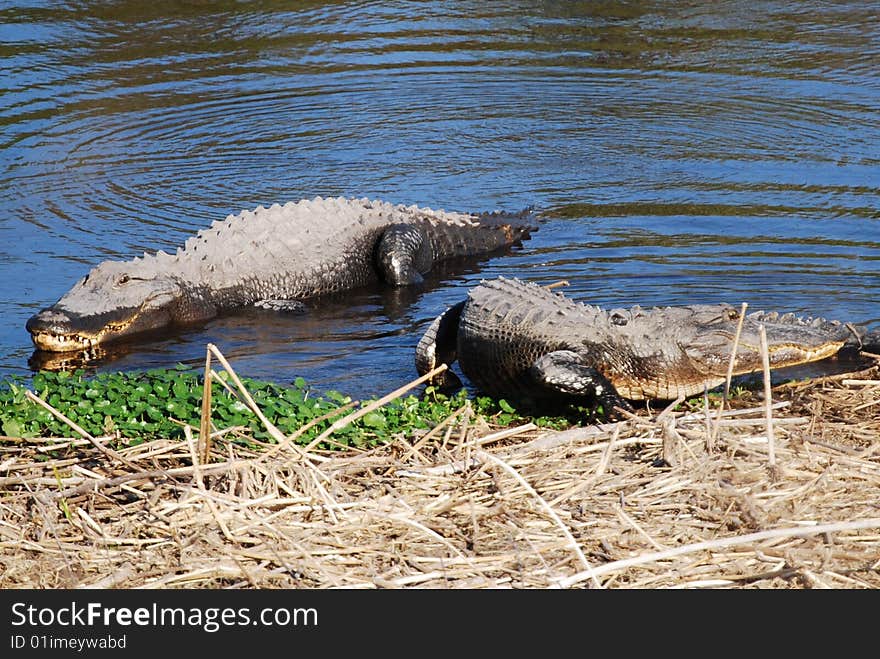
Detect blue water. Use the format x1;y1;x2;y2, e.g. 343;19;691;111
1;1;878;397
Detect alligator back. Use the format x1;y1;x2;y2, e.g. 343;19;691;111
181;197;534;303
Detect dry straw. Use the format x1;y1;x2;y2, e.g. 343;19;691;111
1;344;879;589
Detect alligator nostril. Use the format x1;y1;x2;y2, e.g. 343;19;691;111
25;308;73;334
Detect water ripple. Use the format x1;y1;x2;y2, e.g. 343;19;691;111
1;0;878;394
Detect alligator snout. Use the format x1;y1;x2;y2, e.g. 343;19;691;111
26;308;74;336
26;307;103;352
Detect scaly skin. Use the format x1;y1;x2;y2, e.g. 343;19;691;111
27;197;536;352
416;277;871;409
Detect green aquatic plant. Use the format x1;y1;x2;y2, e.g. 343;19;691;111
0;367;574;450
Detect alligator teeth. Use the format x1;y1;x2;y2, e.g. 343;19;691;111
33;331;93;349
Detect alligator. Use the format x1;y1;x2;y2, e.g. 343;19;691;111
27;197;536;352
416;277;878;415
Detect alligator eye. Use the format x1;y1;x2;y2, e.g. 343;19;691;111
118;275;130;285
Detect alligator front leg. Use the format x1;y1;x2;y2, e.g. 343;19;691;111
529;350;633;419
253;299;306;313
375;224;433;285
415;300;465;391
853;329;880;354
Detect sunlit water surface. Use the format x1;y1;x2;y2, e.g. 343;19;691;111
2;1;878;397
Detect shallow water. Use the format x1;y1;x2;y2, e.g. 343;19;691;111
2;1;878;398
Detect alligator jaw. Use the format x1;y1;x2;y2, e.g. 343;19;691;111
28;323;141;352
25;295;172;354
683;305;854;381
760;340;846;367
30;330;99;352
721;333;848;376
27;310;143;353
609;337;848;402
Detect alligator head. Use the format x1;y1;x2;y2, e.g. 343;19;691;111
608;303;856;400
26;260;201;352
681;305;851;377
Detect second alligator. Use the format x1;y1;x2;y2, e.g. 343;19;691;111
416;277;876;414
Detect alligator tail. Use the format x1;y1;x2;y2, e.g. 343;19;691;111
426;209;539;259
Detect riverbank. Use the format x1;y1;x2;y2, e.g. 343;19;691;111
1;347;878;589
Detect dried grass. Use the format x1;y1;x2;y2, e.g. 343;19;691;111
1;346;878;589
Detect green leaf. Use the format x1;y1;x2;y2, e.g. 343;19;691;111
2;419;22;437
229;400;250;415
361;411;387;428
326;390;351;404
171;379;190;399
498;399;516;414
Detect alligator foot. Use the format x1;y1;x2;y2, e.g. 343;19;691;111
594;391;634;422
530;350;632;420
376;223;432;285
254;299;307;313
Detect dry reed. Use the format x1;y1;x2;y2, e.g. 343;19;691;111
1;346;878;589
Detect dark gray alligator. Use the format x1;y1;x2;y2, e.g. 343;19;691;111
416;277;877;415
27;197;536;352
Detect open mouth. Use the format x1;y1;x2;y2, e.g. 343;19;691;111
27;311;139;352
30;331;98;352
760;341;845;365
